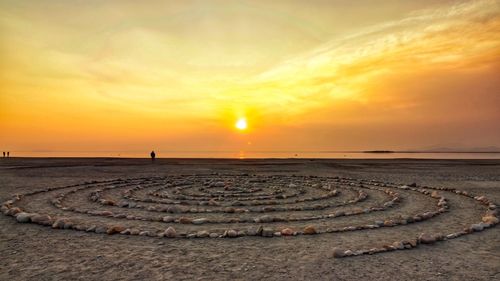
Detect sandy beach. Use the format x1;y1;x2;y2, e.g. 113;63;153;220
0;158;498;281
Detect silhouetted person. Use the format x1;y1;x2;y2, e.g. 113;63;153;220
2;152;4;158
150;150;156;162
7;152;9;158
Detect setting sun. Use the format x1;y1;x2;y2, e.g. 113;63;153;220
235;118;248;131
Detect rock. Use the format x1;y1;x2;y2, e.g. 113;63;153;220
247;226;263;236
408;183;417;187
95;226;107;234
52;218;68;229
392;241;404;250
207;199;219;206
30;214;53;225
86;225;96;232
431;191;440;198
101;199;117;206
261;227;274;237
332;248;345;258
280;228;294;236
209;233;219;238
162;216;175;223
214;181;225;187
167;206;184;213
164;227;177;238
226;229;238;238
334;211;345;217
273;232;282;237
178;217;192;224
482;215;499;225
383;220;395;227
256;215;274;223
192;218;208;225
107;225;126;235
408;239;418;247
418;233;436;244
343;250;353;256
15;212;31;223
196;230;209;238
470;223;484;232
303;225;317;235
7;207;22;216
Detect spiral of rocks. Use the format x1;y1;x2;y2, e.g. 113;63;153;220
1;174;497;258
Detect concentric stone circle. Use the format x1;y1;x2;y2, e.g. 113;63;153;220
1;174;498;258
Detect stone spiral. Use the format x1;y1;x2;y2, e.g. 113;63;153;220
2;174;498;258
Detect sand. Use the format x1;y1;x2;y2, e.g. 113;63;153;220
0;158;499;281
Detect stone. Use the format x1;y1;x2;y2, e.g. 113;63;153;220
162;216;175;223
334;211;345;217
52;218;68;229
392;241;404;250
178;217;192;224
256;215;273;223
209;233;219;238
418;233;436;244
192;218;208;225
95;226;107;234
107;225;126;235
482;215;499;225
208;199;219;206
167;206;184;213
196;231;209;238
344;250;354;257
226;229;238;238
164;227;177;238
247;226;263;236
303;225;317;235
30;214;53;225
261;227;274;237
15;212;31;223
86;225;97;232
7;207;22;216
383;220;395;227
470;223;484;232
280;228;294;236
332;248;345;258
214;181;225;187
101;199;117;206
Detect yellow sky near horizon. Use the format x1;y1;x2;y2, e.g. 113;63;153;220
1;0;499;155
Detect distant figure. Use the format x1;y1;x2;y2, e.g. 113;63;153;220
150;150;156;162
2;152;4;158
7;152;9;158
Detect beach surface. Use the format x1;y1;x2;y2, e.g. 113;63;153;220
0;158;499;281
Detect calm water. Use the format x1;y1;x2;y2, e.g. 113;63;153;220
7;151;500;159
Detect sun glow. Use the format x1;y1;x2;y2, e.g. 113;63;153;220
235;118;247;130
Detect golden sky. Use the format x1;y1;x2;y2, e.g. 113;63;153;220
1;0;499;155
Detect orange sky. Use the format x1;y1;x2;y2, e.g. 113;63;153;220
1;0;499;156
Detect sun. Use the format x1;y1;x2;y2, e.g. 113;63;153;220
235;118;247;130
